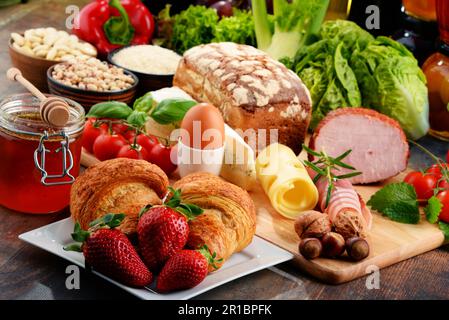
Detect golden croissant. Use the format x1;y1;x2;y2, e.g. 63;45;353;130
173;172;256;270
70;158;169;234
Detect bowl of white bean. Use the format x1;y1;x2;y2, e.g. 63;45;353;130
8;27;97;92
47;57;139;110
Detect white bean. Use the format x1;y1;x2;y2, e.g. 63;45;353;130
10;33;25;46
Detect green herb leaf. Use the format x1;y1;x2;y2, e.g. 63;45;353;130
127;111;149;128
335;171;362;179
383;201;420;224
367;182;420;224
367;182;418;213
133;92;154;113
439;221;449;239
86;101;133;119
425;196;443;224
150;98;197;125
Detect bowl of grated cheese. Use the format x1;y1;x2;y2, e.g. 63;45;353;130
108;45;182;94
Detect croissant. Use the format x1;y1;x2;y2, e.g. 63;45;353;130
173;172;256;270
70;158;169;234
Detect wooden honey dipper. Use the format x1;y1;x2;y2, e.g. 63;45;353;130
6;68;70;127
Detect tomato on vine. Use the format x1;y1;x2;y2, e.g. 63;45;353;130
117;144;149;160
404;171;438;200
93;133;127;161
82;118;108;153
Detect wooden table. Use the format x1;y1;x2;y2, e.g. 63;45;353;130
1;0;449;300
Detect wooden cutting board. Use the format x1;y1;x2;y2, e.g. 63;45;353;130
80;150;445;284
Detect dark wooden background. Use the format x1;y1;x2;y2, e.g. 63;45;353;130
1;0;449;300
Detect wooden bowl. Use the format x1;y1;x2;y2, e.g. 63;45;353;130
47;63;139;111
8;38;58;92
108;47;174;96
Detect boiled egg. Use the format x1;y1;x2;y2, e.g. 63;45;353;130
180;103;225;150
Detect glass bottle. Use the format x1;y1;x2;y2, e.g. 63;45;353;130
393;0;438;65
422;0;449;141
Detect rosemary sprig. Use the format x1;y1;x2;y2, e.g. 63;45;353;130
302;144;362;208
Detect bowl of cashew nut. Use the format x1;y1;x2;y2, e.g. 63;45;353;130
9;27;97;92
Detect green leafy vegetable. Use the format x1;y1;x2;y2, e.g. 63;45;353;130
127;111;149;128
252;0;330;60
170;5;218;54
367;182;420;224
86;101;133;119
425;196;443;224
133;92;154;113
213;9;256;46
350;36;429;140
150;98;197;125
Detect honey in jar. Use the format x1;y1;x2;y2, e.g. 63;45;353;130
422;0;449;141
0;94;84;214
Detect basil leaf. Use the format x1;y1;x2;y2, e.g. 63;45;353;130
127;111;149;128
133;92;154;113
86;101;133;119
150;98;197;125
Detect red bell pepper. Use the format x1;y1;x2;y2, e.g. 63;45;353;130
73;0;154;57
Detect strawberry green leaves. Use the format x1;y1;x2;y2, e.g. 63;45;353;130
165;187;203;220
197;244;223;270
367;182;420;224
65;213;126;252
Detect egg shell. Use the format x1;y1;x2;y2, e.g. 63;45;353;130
180;103;225;150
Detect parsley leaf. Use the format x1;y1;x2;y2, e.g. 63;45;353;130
367;182;420;224
425;196;443;224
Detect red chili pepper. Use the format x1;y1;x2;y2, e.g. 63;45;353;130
73;0;154;57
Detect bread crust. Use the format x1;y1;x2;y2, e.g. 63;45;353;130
173;172;256;270
70;158;169;234
173;42;312;154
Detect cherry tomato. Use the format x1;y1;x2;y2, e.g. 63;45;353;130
426;164;449;179
123;129;137;141
116;144;149;160
82;118;108;154
111;123;129;135
438;179;449;191
403;171;438;200
135;134;158;154
93;133;127;161
436;191;449;223
148;144;177;175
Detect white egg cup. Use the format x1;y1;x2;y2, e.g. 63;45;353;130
177;139;225;178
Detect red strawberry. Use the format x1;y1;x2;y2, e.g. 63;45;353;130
65;213;153;288
137;188;203;272
156;246;221;293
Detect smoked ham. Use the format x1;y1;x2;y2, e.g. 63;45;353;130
308;169;372;236
309;108;409;184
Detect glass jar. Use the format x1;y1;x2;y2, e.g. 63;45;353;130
0;93;85;214
422;0;449;141
403;0;437;22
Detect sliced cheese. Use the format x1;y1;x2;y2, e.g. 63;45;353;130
145;87;194;141
220;124;257;191
256;143;318;219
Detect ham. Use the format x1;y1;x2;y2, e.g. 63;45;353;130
308;168;372;230
309;108;409;184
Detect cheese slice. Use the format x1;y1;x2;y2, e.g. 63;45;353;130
220;124;257;191
256;143;319;219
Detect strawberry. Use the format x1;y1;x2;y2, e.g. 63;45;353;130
65;213;153;288
137;187;203;272
156;245;222;293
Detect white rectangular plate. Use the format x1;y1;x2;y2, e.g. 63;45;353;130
19;218;293;300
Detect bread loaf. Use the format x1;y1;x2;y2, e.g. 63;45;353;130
173;42;312;154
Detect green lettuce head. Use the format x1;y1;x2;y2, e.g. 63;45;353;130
350;37;429;140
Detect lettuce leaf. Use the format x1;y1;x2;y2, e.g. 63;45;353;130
213;9;256;47
350;37;429;140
